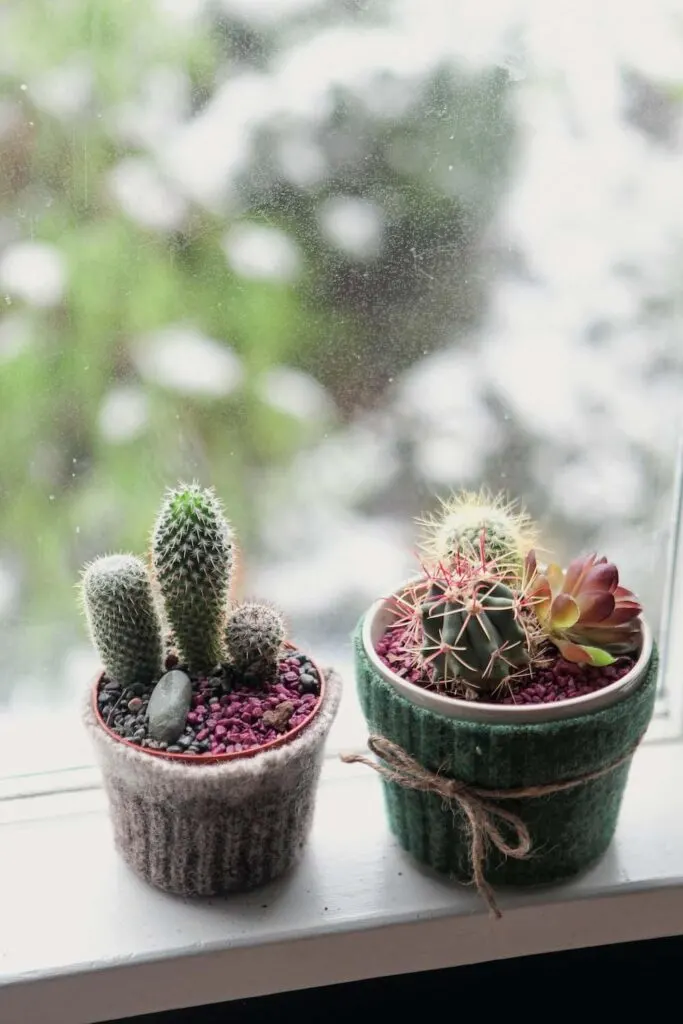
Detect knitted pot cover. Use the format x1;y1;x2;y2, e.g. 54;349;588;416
85;669;342;896
354;622;657;887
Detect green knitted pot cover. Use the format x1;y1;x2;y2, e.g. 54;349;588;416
353;620;657;887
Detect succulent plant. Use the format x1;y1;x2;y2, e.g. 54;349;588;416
419;489;537;580
418;558;532;695
225;601;285;682
152;483;234;675
525;551;642;666
80;554;163;689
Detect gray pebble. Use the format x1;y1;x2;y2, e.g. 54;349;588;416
166;745;183;753
147;670;192;744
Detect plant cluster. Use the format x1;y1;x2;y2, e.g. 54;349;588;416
81;483;285;689
394;491;643;698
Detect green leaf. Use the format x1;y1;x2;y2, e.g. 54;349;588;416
579;645;616;667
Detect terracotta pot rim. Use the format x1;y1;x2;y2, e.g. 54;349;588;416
92;641;325;764
362;578;653;724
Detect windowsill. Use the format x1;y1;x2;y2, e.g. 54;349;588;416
3;740;683;1024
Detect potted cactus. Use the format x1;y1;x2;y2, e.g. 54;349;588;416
81;483;341;896
349;491;656;916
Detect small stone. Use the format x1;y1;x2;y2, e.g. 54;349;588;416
166;745;183;753
177;734;193;749
128;697;143;712
104;680;121;693
299;673;318;694
147;670;193;744
262;701;295;734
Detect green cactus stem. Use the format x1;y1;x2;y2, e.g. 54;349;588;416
152;483;233;676
420;490;538;579
81;553;163;689
225;602;285;683
421;578;529;694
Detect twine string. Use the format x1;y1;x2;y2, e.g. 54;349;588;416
341;734;642;919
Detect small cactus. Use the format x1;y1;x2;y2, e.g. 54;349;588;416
81;554;163;689
419;560;531;695
152;483;233;675
225;601;285;682
419;490;537;579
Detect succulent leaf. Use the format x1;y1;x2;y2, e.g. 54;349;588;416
527;550;641;665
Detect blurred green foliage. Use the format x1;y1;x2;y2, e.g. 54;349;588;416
0;0;512;690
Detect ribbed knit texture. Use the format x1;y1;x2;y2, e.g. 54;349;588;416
85;669;342;896
354;622;657;886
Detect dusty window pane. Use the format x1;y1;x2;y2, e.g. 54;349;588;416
0;1;681;758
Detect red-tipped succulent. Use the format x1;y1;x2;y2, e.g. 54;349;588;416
525;551;642;666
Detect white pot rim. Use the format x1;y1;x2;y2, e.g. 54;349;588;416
361;580;654;724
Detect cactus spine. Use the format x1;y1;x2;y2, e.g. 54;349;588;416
225;602;285;682
152;483;233;675
420;571;529;694
81;554;163;689
420;490;537;579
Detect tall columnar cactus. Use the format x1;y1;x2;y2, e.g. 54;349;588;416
420;563;531;695
225;602;285;682
81;554;163;689
419;490;537;580
152;483;233;675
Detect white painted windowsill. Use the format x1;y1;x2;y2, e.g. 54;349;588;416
2;738;683;1024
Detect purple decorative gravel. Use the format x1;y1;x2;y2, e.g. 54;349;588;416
376;625;635;705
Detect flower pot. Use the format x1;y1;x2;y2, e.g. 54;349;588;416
85;659;342;896
353;583;657;893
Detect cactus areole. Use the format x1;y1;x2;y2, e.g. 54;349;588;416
81;483;326;763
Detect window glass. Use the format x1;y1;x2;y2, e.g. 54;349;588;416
1;0;681;776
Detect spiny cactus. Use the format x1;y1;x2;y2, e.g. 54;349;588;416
152;483;233;676
419;560;531;695
81;554;163;689
419;490;537;580
225;602;285;682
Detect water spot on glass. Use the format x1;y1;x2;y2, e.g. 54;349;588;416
75;526;80;534
20;83;27;91
49;495;54;501
448;164;453;171
4;296;11;305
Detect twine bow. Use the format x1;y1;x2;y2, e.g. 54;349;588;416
342;734;642;918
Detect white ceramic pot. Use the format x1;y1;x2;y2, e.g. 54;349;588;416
362;580;654;724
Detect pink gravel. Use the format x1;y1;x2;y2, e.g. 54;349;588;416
192;654;321;754
376;624;635;705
